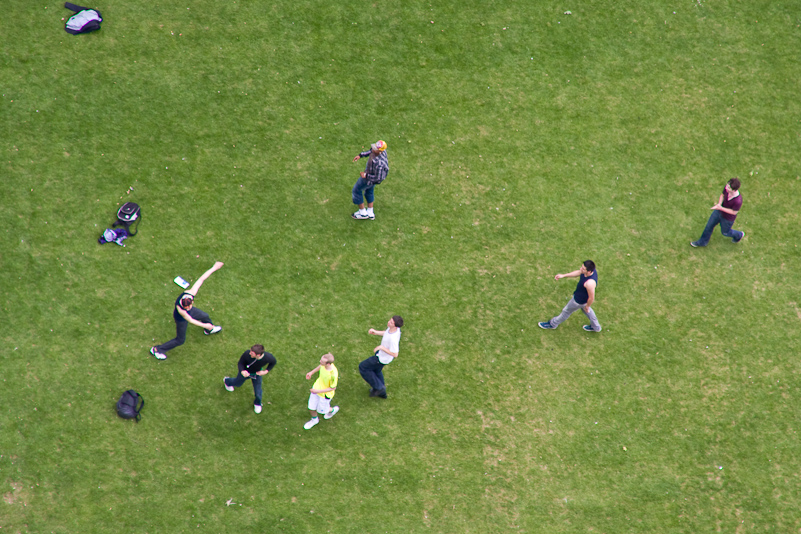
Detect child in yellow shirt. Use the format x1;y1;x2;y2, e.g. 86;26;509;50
304;353;339;430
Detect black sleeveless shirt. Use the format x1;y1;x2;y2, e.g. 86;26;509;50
573;270;598;305
173;292;192;322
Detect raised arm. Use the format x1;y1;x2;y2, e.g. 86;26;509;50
554;269;582;281
188;261;224;296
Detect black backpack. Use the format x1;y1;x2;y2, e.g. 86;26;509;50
64;3;103;34
112;202;141;235
116;390;144;421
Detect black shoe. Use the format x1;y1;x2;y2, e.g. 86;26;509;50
376;389;387;399
369;388;378;397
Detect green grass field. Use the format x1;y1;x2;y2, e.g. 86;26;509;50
3;1;800;532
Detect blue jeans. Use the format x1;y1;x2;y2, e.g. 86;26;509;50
359;354;386;391
352;178;375;205
695;211;743;246
224;373;263;405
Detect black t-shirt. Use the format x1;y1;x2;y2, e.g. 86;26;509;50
237;351;277;374
173;292;192;322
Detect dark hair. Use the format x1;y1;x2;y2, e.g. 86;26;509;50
392;315;404;328
251;344;265;355
728;177;741;191
583;260;596;273
180;295;194;309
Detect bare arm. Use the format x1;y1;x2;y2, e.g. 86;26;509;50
368;328;386;336
187;261;224;296
305;365;321;380
375;345;398;358
554;269;582;281
177;307;213;329
713;205;739;216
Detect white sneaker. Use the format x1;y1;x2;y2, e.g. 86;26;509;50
352;211;371;220
324;406;339;420
223;378;234;392
254;404;262;414
150;347;167;360
205;325;222;335
303;417;320;430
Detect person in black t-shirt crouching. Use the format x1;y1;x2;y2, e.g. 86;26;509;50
150;261;224;360
224;345;277;414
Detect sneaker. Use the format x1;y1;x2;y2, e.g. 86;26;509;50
150;347;167;360
223;378;234;392
375;390;387;399
538;321;556;330
303;417;319;430
324;406;339;420
583;325;597;332
254;404;262;414
352;211;371;220
205;325;222;335
734;231;745;243
366;210;376;220
369;388;378;397
690;241;703;248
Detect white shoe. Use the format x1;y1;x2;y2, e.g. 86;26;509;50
366;210;375;220
324;406;339;420
254;404;262;414
352;211;371;220
150;347;167;360
223;378;234;392
205;325;222;335
303;417;319;430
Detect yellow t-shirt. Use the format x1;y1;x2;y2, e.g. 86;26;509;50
314;364;338;399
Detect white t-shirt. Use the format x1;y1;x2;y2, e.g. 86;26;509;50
377;328;401;365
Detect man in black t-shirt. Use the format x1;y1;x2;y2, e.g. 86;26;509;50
224;344;277;413
150;261;224;360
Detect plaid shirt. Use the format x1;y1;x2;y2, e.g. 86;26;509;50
359;150;389;185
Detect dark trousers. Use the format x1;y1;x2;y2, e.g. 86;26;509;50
224;373;263;405
156;307;212;353
359;354;386;392
695;210;743;246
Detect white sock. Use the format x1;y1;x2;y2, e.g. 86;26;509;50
366;207;374;215
359;208;367;215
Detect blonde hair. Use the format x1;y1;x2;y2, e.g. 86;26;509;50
322;353;335;364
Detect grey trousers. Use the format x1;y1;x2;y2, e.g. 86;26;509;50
550;297;602;331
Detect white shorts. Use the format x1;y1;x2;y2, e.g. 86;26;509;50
308;394;331;414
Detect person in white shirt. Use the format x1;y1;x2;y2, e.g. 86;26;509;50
358;315;403;399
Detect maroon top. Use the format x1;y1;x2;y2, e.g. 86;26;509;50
721;188;742;222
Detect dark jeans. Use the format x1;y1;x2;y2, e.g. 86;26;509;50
352;177;376;205
224;373;263;405
359;354;386;392
695;211;743;246
156;307;212;353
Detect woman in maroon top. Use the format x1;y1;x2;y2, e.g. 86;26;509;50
691;178;745;247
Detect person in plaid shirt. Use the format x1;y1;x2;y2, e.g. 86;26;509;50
351;140;389;220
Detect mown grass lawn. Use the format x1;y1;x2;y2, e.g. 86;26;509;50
2;1;800;532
